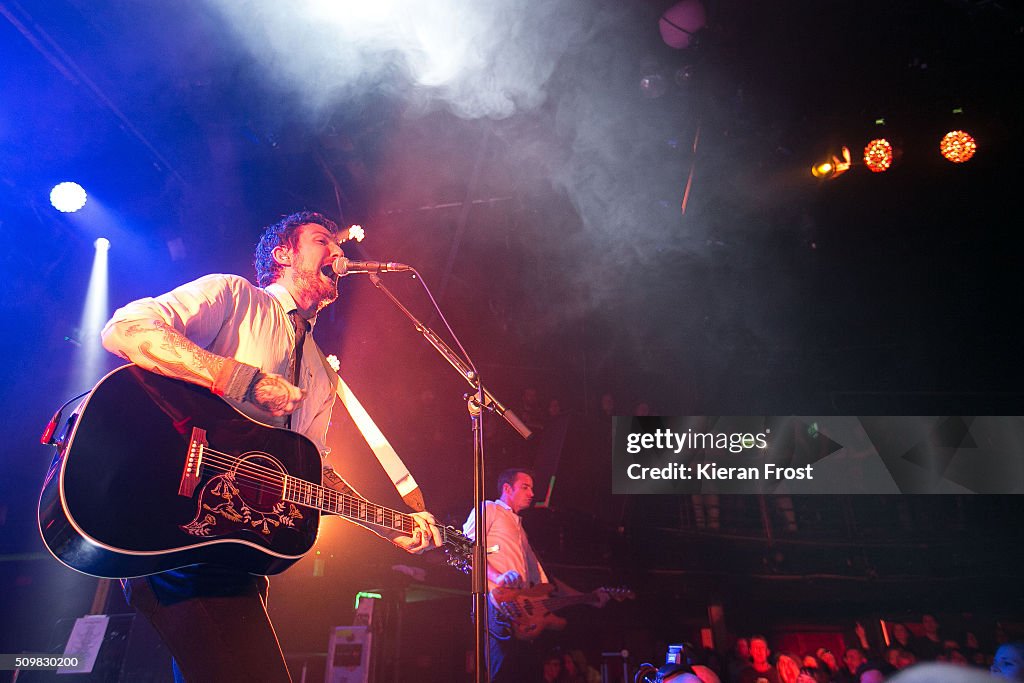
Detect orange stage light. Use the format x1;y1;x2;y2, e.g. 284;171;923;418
811;147;851;179
811;162;833;178
863;139;894;173
939;130;977;163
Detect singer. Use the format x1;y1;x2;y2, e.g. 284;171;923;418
98;210;442;682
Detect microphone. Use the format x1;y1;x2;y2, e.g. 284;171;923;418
326;257;412;278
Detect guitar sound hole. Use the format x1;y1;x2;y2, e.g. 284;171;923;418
232;454;284;510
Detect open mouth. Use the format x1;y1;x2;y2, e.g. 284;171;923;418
320;264;337;279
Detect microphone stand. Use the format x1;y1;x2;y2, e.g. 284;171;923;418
366;273;531;683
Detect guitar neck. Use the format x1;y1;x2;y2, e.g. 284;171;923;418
283;476;460;546
542;592;603;612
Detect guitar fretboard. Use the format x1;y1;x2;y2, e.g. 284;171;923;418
284;476;414;534
541;593;601;611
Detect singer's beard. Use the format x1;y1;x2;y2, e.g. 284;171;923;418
293;256;339;311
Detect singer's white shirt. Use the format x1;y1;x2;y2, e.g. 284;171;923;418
101;273;337;455
463;499;548;591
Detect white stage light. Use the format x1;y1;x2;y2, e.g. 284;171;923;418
50;182;88;213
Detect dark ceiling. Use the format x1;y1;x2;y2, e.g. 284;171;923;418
3;0;1022;415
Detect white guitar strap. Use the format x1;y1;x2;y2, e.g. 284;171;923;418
325;355;425;512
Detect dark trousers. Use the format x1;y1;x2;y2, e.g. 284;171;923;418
124;575;292;683
487;604;538;683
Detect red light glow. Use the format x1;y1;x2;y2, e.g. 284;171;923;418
940;130;977;163
863;139;894;173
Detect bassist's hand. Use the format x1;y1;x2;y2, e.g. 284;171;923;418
496;570;524;589
391;511;442;554
249;372;304;417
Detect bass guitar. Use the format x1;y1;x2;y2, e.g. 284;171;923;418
491;584;635;640
38;364;472;578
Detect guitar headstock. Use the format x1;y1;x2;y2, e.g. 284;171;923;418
442;525;473;574
597;586;636;602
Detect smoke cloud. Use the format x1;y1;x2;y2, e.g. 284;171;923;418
205;0;789;378
207;0;599;120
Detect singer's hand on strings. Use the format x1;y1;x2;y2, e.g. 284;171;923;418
250;372;304;416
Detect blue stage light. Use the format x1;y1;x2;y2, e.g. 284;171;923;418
50;182;88;213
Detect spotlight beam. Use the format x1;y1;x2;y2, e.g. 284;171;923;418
69;238;110;393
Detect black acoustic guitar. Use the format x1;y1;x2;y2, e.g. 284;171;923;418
38;364;472;578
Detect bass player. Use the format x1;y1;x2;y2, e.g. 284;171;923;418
463;468;609;682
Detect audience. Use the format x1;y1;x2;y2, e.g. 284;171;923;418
889;623;916;657
540;651;562;682
776;653;802;683
727;638;752;683
738;636;780;683
991;643;1024;681
615;619;1019;683
529;619;1019;683
914;614;945;661
837;647;866;683
816;648;839;679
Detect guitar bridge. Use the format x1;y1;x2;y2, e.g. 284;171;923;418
179;427;207;497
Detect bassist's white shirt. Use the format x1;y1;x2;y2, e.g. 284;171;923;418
463;499;548;591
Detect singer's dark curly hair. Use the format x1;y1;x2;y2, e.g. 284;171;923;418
253;211;340;287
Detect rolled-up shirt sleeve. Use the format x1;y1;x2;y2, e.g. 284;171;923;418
101;274;233;359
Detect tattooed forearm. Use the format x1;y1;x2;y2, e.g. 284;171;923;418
152;320;226;377
118;320;226;386
136;345;204;381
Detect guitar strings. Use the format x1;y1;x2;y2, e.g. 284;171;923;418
197;448;466;547
192;447;463;540
198;449;400;516
198;448;382;514
197;452;414;535
500;590;631;614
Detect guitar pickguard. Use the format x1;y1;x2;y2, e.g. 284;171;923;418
182;471;303;538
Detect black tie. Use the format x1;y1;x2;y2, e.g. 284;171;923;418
289;310;310;388
285;311;309;430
